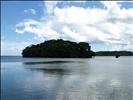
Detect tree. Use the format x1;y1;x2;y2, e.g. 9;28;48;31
22;39;95;58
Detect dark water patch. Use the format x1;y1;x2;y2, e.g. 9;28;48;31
28;68;71;75
24;61;75;65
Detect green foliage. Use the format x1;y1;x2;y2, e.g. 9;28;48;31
22;39;95;58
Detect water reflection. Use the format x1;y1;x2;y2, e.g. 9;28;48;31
23;60;90;75
29;68;71;75
22;59;132;100
1;57;132;100
24;61;75;65
23;68;132;100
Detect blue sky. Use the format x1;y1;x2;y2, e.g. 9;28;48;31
1;1;133;55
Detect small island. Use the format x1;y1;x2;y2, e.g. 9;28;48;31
95;51;133;56
22;39;95;58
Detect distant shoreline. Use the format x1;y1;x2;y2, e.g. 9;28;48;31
95;51;133;56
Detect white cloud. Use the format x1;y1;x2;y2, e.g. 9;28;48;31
15;19;60;41
24;9;36;15
15;1;133;51
43;1;88;14
44;1;59;14
101;1;120;10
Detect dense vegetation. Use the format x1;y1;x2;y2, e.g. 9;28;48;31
95;51;133;56
22;39;95;58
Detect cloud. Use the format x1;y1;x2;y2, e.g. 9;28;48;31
43;1;88;14
15;1;133;51
44;1;59;14
24;9;36;15
15;19;60;40
101;1;120;10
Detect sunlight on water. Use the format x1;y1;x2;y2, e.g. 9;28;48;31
1;56;133;100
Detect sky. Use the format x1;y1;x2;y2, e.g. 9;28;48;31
1;1;133;55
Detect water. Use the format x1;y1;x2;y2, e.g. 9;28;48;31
1;56;133;100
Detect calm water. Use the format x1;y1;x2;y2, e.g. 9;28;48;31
1;56;133;100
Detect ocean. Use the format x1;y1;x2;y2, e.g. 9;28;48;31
1;56;133;100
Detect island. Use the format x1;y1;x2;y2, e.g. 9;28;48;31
95;51;133;56
22;39;95;58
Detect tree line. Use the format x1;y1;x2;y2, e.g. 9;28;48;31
22;39;95;58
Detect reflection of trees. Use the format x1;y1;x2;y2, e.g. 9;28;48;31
24;60;91;100
29;68;70;75
24;61;74;65
28;64;70;99
22;58;131;100
24;60;88;75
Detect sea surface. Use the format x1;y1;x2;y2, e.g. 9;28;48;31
1;56;133;100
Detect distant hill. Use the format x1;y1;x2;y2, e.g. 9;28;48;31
22;39;95;58
95;51;133;56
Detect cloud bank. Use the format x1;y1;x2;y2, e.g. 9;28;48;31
15;1;133;51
